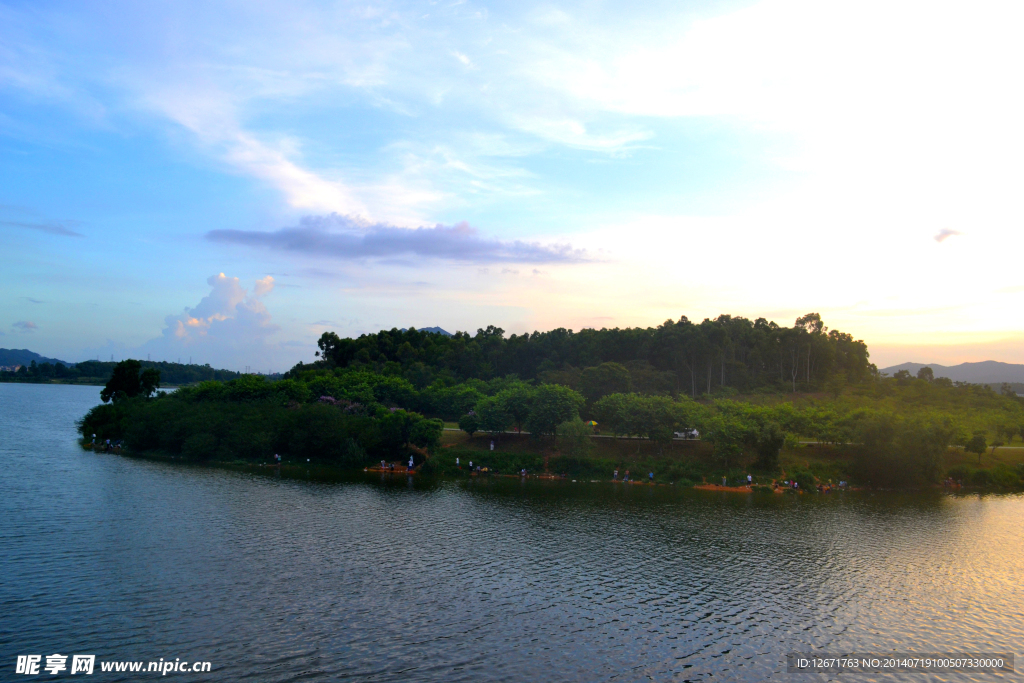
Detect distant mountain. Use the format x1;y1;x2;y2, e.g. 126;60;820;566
399;326;453;337
0;348;73;367
879;360;1024;384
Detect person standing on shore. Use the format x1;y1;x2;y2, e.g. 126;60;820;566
613;469;618;480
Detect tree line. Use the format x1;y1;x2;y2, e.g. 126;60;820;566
306;313;872;396
2;359;242;385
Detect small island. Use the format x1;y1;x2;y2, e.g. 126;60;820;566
79;314;1024;490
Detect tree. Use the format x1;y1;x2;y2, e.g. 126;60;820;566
556;418;594;459
458;412;480;437
497;385;534;433
578;362;630;403
475;396;511;434
916;366;934;382
965;432;987;464
378;409;417;455
824;371;846;399
752;421;785;471
990;440;1004;458
700;414;746;470
100;360;160;403
997;424;1017;443
526;384;585;437
410;417;444;451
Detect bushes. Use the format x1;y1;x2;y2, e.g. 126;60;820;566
947;463;1023;488
787;466;817;491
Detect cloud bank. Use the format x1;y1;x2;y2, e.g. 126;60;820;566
127;274;295;371
207;214;587;264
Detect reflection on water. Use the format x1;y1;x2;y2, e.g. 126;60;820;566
0;383;1021;682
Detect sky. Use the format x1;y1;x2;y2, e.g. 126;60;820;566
2;0;1024;372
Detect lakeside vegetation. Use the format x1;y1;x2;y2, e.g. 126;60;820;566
78;314;1024;490
2;359;243;385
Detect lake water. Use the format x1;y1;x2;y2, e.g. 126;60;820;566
1;383;1022;682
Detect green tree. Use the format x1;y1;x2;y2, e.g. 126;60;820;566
556;418;594;459
700;414;746;470
578;362;631;403
752;421;785;471
496;385;534;433
965;432;987;464
410;417;444;451
377;409;417;455
100;360;160;403
997;424;1017;443
526;384;585;437
475;396;511;434
458;412;480;437
916;366;934;381
824;371;846;399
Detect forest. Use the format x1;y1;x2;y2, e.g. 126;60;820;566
77;314;1024;489
306;313;873;395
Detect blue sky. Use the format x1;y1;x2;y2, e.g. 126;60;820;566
3;0;1024;371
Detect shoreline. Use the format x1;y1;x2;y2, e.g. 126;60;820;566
80;444;1017;493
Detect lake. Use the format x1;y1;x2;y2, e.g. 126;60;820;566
1;383;1021;681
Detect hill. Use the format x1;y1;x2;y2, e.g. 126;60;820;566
880;360;1024;384
0;348;73;367
399;326;452;337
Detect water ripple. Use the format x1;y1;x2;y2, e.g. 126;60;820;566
0;384;1022;682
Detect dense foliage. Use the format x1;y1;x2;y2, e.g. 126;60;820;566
100;360;161;403
307;313;872;396
80;371;444;466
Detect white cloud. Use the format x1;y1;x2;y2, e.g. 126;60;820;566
129;273;304;372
